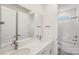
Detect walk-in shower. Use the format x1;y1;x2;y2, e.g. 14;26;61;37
58;4;79;55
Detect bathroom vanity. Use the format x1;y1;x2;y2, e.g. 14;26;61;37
0;39;55;55
0;4;57;55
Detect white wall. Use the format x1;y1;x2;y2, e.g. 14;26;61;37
43;5;57;41
43;5;57;54
19;4;43;15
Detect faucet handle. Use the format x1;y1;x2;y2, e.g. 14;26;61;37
36;35;42;40
12;34;21;37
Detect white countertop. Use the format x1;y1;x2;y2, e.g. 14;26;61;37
24;39;54;55
0;39;54;55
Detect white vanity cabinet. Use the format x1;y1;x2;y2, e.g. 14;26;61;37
36;41;55;55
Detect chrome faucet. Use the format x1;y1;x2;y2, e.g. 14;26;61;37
39;35;42;40
13;40;18;50
36;35;42;40
12;34;21;50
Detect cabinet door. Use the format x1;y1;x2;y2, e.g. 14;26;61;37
1;6;16;46
18;12;32;40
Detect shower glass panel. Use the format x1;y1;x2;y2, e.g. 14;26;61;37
58;8;77;35
1;6;16;47
58;5;79;54
18;11;34;40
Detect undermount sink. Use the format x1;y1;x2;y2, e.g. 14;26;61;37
6;48;31;55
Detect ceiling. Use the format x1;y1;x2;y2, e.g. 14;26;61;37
58;4;77;12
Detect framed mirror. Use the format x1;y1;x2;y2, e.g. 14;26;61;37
0;6;16;48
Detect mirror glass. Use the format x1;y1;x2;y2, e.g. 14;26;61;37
18;11;34;40
0;5;35;48
1;6;16;47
